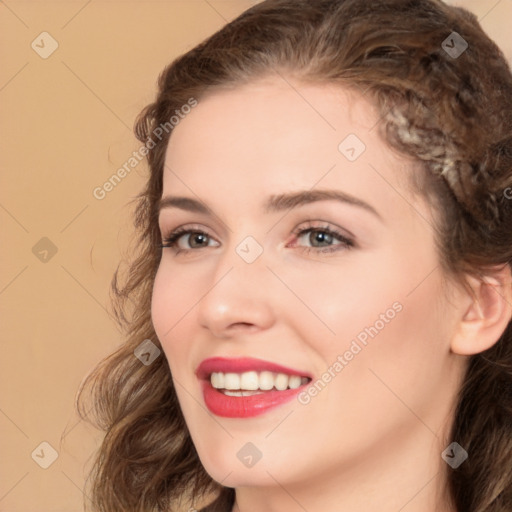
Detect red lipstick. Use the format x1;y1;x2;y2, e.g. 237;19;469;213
196;357;312;418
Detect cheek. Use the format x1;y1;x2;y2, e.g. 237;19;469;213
328;276;451;433
151;268;173;342
269;250;407;353
151;265;194;363
151;259;202;322
297;246;450;409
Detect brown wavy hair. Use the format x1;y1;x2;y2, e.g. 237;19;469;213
77;1;512;511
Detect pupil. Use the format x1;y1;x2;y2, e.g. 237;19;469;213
312;231;331;246
191;233;207;248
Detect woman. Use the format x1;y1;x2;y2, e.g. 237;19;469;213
78;0;512;511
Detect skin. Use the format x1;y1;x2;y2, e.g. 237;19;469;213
151;75;511;512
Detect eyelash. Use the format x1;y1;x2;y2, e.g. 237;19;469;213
160;222;354;256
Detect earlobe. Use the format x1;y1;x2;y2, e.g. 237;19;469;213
450;265;512;356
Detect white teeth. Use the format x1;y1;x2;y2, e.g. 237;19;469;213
224;373;240;390
240;371;259;390
210;372;224;389
288;375;302;389
210;371;309;391
223;390;264;397
259;371;274;390
274;373;289;391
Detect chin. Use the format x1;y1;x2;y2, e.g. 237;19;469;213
194;444;290;487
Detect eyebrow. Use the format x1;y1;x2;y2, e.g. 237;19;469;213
158;189;382;221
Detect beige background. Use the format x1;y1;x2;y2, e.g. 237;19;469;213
1;1;510;511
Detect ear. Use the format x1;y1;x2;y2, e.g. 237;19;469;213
451;264;512;355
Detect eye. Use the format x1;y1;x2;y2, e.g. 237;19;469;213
289;222;354;254
160;227;218;255
160;222;354;256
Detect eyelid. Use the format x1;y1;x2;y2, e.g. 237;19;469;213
160;220;355;255
160;224;218;250
287;223;354;254
289;220;354;243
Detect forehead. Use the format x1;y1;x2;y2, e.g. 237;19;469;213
166;77;378;162
161;76;426;224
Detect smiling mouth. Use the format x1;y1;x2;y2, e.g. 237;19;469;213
196;356;313;417
209;371;311;395
201;376;312;418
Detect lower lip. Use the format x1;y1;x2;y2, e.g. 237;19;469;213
201;380;306;418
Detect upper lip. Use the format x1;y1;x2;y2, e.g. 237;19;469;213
196;357;313;380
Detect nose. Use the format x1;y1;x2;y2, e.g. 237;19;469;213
196;247;276;339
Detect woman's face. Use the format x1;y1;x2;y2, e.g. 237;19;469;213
152;76;465;494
